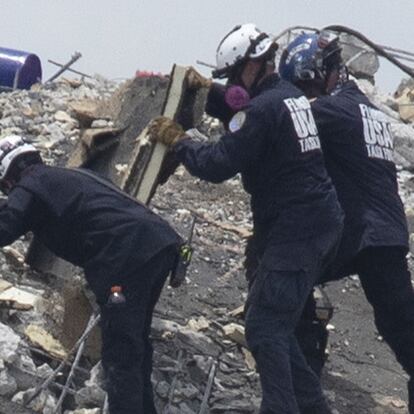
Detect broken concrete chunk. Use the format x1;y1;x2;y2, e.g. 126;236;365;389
222;323;247;347
242;348;256;371
75;384;106;409
24;325;67;359
0;278;12;293
393;123;414;170
396;87;414;123
177;328;221;356
81;127;121;151
152;317;181;336
54;110;76;124
2;246;26;268
228;305;244;318
0;367;17;396
187;316;210;332
12;388;57;414
0;286;40;310
340;33;379;79
91;119;112;128
66;127;121;167
373;394;407;410
69;100;100;128
76;361;106;408
187;355;214;383
0;323;21;363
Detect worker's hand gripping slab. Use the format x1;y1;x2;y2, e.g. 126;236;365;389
149;116;186;147
186;66;212;90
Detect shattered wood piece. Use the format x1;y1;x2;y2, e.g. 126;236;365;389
228;305;245;318
25;325;68;359
0;286;40;310
60;281;101;362
222;323;247;347
0;278;12;293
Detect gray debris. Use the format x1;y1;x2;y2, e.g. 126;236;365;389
0;322;21;363
0;68;412;414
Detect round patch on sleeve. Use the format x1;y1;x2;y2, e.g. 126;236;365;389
228;111;246;133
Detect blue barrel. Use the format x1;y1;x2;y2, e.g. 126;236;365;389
0;47;42;90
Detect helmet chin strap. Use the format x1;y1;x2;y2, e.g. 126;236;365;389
250;59;268;93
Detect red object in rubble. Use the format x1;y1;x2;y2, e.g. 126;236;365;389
135;70;167;79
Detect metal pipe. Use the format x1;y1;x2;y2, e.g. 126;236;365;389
48;59;92;78
46;52;82;83
323;25;414;78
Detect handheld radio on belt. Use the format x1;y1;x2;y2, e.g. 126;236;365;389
170;216;196;288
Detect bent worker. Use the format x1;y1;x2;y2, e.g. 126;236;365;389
150;23;343;414
279;31;414;413
0;135;182;414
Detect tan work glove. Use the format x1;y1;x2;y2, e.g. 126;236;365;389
148;116;187;146
186;66;212;90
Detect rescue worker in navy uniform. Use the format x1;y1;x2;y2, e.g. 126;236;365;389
279;31;414;413
0;135;182;414
150;24;344;414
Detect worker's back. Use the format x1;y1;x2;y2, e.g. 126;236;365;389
13;165;181;288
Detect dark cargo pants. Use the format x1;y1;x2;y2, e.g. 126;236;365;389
99;248;176;414
356;246;414;414
245;230;340;414
297;246;414;413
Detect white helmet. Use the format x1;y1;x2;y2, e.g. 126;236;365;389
0;135;39;180
213;23;277;79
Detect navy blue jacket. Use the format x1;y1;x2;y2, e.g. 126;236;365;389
0;165;181;297
312;81;409;271
175;74;343;245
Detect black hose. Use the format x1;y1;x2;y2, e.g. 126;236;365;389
323;25;414;78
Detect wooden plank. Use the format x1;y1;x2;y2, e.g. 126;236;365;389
133;65;187;203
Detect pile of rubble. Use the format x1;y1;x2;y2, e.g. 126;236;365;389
0;68;414;414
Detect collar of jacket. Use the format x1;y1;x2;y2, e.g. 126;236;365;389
330;79;359;96
251;73;281;98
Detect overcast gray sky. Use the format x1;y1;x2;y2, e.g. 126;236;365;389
1;1;413;92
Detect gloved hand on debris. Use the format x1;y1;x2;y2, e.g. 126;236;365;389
186;67;212;90
149;116;188;147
